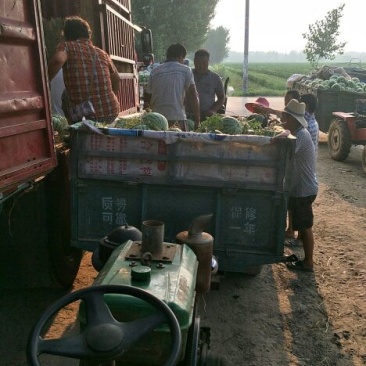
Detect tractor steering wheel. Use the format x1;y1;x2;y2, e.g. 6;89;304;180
27;285;182;366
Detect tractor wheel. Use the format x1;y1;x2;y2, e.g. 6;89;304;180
327;119;352;161
362;146;366;173
46;146;82;288
179;307;200;366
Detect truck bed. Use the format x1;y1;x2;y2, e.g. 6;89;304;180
69;127;295;272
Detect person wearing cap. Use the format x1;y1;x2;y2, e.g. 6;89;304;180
245;97;271;127
267;90;301;241
281;99;318;272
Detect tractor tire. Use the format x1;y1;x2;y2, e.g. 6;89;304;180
46;146;82;288
362;146;366;173
327;119;352;161
179;308;200;366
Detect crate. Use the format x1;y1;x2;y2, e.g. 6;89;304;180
69;127;295;272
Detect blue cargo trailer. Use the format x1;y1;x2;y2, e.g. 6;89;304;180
69;126;295;273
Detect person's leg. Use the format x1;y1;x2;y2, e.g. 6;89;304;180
299;227;314;268
286;210;295;239
297;230;302;240
288;195;316;270
178;120;188;131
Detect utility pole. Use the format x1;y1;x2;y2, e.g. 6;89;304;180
242;0;249;92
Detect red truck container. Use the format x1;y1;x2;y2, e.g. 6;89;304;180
0;0;57;194
0;0;143;288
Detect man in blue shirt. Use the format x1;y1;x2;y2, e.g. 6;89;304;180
186;49;225;121
300;93;319;156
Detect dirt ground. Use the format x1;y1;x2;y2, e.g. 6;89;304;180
1;98;365;366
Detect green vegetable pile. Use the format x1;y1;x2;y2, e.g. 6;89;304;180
52;114;69;141
114;112;280;136
196;114;280;136
138;70;150;85
297;75;366;94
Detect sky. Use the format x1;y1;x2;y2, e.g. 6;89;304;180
211;0;363;53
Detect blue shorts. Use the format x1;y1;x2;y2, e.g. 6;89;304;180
288;195;317;230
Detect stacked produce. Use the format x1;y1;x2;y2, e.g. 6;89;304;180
138;70;150;86
298;75;366;94
114;112;281;137
52;114;69;142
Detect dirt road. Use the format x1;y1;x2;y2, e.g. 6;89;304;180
1;98;365;365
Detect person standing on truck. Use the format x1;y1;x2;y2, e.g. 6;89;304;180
280;99;318;272
47;16;121;124
185;49;225;122
144;43;200;130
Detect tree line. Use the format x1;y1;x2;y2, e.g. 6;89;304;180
131;2;349;69
131;0;230;64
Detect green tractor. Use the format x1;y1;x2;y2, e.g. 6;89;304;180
27;217;225;366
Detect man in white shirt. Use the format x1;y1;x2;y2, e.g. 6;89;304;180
144;43;200;130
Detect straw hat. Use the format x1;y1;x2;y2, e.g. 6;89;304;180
282;99;308;128
245;97;270;113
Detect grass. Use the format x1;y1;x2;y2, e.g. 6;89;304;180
211;62;315;96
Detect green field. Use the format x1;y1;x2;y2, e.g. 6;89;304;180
211;63;314;96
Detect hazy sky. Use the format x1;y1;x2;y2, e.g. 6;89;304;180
211;0;362;53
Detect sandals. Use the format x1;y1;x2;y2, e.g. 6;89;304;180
286;260;314;272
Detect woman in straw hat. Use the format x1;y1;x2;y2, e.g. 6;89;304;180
280;99;318;272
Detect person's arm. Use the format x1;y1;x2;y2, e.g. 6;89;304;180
144;92;152;110
111;71;121;95
203;75;225;117
187;84;200;129
48;51;67;81
143;74;153;110
109;59;121;94
208;85;225;116
260;105;281;117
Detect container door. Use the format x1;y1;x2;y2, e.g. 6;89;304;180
0;0;57;194
97;0;140;114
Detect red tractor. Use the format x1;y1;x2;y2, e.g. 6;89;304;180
327;99;366;173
